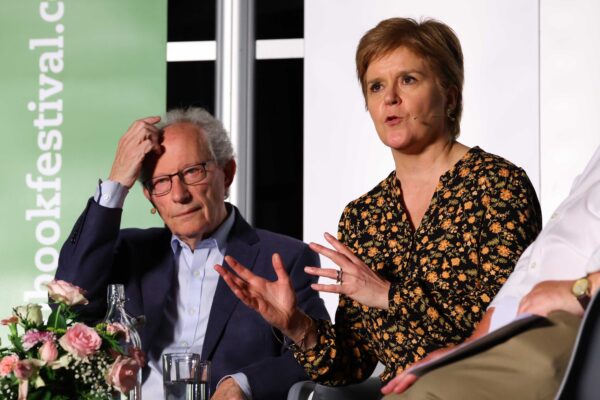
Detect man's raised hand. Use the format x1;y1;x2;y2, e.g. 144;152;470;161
108;116;162;188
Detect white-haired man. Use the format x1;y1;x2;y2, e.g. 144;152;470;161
57;108;329;400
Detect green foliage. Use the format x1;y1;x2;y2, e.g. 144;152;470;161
47;303;67;331
98;330;125;355
8;323;24;353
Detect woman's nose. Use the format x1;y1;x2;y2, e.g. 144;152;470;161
384;86;400;105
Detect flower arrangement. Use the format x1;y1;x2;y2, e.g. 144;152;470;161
0;280;143;399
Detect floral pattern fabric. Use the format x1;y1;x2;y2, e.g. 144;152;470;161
293;147;542;385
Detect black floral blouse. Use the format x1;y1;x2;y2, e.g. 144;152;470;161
293;147;542;385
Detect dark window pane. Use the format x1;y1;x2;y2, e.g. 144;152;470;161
167;61;215;114
168;0;216;42
253;59;303;239
256;0;303;40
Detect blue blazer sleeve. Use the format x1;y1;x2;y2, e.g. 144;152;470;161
56;198;125;320
238;244;328;400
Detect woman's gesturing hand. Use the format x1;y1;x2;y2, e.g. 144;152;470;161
215;253;302;334
308;233;391;310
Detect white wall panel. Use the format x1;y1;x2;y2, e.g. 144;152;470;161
540;0;600;220
304;0;539;317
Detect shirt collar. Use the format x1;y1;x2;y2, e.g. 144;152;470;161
387;170;402;199
170;205;236;254
387;146;481;197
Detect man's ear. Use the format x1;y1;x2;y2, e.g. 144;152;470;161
143;186;151;202
143;186;157;210
143;188;159;215
223;159;236;190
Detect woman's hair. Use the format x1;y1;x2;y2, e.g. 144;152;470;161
356;18;464;137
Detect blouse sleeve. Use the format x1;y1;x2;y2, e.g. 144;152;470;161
385;168;542;351
292;207;379;385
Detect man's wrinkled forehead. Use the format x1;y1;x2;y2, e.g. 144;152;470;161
161;122;211;155
141;122;210;179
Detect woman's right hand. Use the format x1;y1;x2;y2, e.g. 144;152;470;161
215;253;310;340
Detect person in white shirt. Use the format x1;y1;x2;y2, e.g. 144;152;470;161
382;143;600;399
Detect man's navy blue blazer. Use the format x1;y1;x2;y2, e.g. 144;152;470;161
56;199;329;399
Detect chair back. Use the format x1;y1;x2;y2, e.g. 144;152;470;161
556;292;600;399
287;377;382;400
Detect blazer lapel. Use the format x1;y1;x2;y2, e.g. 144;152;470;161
201;211;260;361
141;231;175;353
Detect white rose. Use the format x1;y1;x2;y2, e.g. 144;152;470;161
15;304;43;326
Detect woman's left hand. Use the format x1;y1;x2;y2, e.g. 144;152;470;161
380;346;452;395
307;232;391;309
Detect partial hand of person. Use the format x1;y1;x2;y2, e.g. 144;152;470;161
518;280;584;317
380;346;454;395
108;116;162;188
211;377;245;400
307;233;391;309
215;254;302;335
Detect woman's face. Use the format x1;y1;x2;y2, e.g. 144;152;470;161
365;46;454;154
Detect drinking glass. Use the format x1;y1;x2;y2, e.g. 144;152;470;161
162;353;210;400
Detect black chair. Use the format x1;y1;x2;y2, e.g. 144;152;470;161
287;377;382;400
556;292;600;399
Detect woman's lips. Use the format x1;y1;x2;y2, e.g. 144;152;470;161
385;116;403;125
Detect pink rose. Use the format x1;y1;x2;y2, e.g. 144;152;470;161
107;356;140;394
39;340;58;363
106;322;130;342
14;359;44;400
59;323;102;358
13;359;42;380
46;279;89;306
128;347;146;368
0;354;19;377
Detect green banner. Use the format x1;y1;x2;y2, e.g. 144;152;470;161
0;0;166;326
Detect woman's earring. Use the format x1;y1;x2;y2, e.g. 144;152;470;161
446;107;456;122
150;207;157;214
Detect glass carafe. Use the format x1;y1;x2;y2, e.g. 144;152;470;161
103;284;143;399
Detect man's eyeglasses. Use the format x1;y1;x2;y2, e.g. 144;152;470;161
144;161;214;196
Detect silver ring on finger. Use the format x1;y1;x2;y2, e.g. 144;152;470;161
336;269;343;284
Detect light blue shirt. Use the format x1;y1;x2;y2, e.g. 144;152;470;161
95;180;252;400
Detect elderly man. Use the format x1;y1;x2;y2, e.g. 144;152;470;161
56;108;328;400
382;143;600;399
